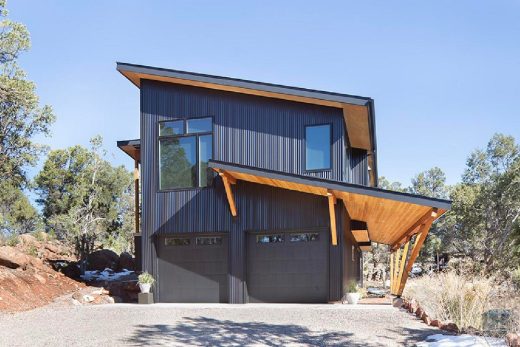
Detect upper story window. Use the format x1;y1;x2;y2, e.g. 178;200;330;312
159;117;213;190
305;124;331;171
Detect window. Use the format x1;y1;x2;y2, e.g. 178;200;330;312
165;237;190;246
159;117;213;190
289;233;319;242
196;236;223;246
305;124;331;170
256;234;284;244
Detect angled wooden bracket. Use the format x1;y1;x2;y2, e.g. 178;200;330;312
396;218;434;296
216;170;237;217
391;208;438;251
327;191;338;246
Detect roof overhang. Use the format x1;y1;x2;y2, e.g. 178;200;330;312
117;139;140;161
208;160;451;248
116;62;378;186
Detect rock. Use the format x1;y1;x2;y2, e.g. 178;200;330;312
409;299;418;313
416;307;425;318
92;295;115;305
72;291;84;301
71;299;81;306
86;250;119;271
44;243;60;254
19;234;38;245
30;257;45;270
483;309;513;336
506;333;520;347
0;246;31;269
421;313;431;325
83;294;94;303
392;297;403;308
62;263;81;279
34;273;47;284
430;319;441;327
440;322;459;333
117;252;135;271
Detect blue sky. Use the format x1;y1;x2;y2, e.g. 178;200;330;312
9;1;520;186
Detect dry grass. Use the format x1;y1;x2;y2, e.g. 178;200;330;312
403;272;519;335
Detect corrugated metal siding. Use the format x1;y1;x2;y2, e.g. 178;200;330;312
350;148;369;186
140;80;352;303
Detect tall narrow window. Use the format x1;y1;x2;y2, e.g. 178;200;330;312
305;124;331;170
159;117;213;190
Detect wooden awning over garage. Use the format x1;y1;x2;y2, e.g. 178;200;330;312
208;160;450;248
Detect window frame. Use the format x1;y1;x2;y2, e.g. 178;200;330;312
304;123;333;172
157;116;214;192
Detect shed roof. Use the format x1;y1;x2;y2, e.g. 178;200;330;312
208;160;451;247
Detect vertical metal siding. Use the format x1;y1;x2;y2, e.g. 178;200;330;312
350;148;369;186
140;80;354;302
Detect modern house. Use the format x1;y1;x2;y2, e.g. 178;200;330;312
117;62;451;304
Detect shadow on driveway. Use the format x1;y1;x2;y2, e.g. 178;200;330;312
123;316;364;346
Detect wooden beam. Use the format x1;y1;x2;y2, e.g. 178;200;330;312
389;252;394;294
392;247;401;294
395;240;410;295
391;208;437;251
134;160;140;234
220;173;237;217
396;218;434;296
327;192;338;246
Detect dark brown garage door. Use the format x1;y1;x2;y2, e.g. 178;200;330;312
157;233;228;303
246;229;328;303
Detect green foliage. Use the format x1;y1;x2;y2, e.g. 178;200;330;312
346;280;358;293
27;244;38;257
449;134;520;274
0;181;40;235
6;233;18;246
138;272;155;285
34;136;134;259
0;0;55;188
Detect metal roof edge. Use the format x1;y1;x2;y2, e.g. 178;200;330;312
116;62;371;106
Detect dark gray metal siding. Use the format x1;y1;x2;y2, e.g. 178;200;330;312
350;148;369;186
140;80;351;303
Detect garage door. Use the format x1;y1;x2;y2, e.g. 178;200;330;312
246;229;328;303
158;233;228;303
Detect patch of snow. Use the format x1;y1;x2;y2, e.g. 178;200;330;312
80;269;134;282
418;334;506;347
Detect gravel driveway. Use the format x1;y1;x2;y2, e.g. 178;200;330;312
0;303;438;346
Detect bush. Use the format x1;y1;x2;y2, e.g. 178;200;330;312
403;272;494;331
6;233;19;247
138;272;155;285
346;280;358;293
404;272;520;336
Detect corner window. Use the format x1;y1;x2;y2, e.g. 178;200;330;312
305;124;331;170
159;117;213;190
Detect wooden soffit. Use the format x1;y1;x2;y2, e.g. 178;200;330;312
117;139;140;161
208;160;450;247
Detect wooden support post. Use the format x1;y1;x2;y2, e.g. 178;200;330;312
327;191;337;246
396;218;434;296
396;240;410;295
389;252;394;293
134;160;140;234
392;247;401;295
219;172;237;217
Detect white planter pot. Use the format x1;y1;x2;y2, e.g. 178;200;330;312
139;283;151;293
346;292;360;305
